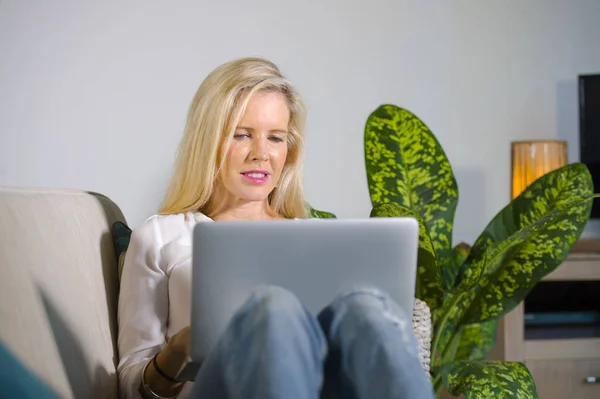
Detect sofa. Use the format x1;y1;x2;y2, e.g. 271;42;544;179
0;186;124;398
0;186;431;399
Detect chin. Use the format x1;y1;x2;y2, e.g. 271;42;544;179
238;189;273;202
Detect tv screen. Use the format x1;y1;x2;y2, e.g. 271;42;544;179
579;74;600;218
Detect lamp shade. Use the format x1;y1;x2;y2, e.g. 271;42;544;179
511;140;568;199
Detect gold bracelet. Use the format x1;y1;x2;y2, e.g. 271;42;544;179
140;358;181;399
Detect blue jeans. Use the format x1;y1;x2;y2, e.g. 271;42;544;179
191;286;434;399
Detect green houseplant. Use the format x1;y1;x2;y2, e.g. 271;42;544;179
364;104;596;398
309;207;337;219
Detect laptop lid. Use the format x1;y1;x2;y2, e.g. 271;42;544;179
189;217;419;364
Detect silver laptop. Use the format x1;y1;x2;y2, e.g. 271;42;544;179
181;217;418;379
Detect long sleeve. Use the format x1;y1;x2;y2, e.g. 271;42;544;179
117;217;169;399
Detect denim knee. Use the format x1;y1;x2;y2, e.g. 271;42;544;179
333;286;397;310
331;286;414;339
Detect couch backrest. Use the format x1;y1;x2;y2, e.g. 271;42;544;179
0;187;125;399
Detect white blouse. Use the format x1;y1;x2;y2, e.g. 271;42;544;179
117;212;213;399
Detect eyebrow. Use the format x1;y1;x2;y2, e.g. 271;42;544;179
236;126;289;134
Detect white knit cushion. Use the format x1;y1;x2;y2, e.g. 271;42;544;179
412;298;432;374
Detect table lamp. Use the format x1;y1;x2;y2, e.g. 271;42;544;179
511;140;568;199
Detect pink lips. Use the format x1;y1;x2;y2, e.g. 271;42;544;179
241;170;270;185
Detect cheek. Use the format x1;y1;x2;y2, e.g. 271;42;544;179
274;147;288;170
225;145;247;170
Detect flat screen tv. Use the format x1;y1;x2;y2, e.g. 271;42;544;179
579;74;600;218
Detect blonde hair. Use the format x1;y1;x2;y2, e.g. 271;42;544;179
159;57;308;219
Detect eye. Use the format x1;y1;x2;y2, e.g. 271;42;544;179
269;136;285;143
233;133;250;140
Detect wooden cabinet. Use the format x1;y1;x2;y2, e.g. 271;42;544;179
493;252;600;398
526;359;600;398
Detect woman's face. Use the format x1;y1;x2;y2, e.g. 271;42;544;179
218;91;290;205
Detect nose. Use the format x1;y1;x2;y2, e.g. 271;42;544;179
249;136;269;161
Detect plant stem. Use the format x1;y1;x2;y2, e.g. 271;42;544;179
441;330;461;364
431;293;463;363
434;378;445;397
431;334;461;399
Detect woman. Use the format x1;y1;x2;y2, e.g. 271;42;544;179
117;57;433;399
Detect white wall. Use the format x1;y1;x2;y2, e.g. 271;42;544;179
1;0;600;245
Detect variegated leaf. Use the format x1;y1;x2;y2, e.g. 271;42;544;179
443;242;471;290
364;105;458;264
446;163;594;325
454;319;499;362
370;203;442;309
433;244;471;362
432;317;456;366
309;207;337;219
440;361;538;399
440;327;462;366
433;318;498;369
